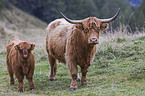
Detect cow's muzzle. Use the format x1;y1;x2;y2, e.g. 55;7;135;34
89;38;99;45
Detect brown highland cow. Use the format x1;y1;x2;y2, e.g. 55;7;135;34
6;38;35;92
46;9;120;91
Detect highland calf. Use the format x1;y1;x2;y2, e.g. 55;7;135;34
46;9;120;91
6;38;35;92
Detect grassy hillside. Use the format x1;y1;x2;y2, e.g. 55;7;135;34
0;5;145;96
0;4;47;51
0;4;47;63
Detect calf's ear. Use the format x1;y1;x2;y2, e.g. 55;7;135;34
14;45;20;50
100;23;108;31
30;44;35;50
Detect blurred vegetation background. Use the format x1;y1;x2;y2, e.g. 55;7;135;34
0;0;144;31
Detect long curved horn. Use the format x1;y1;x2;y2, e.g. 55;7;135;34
100;8;120;23
60;12;82;24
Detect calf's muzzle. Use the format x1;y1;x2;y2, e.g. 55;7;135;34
23;49;29;58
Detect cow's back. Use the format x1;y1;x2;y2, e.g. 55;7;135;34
46;19;74;63
46;18;74;39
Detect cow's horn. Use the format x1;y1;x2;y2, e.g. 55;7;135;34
60;12;82;24
100;8;120;23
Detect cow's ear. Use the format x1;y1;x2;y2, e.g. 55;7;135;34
14;45;20;50
100;23;108;31
30;44;35;50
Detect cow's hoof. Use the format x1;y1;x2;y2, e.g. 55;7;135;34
70;88;78;91
30;88;35;90
18;89;23;93
49;79;55;81
81;83;88;85
10;83;15;85
49;77;55;81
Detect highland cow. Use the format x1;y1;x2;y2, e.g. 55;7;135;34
6;38;35;92
46;9;120;91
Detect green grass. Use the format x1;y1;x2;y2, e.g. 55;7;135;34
1;4;145;96
1;36;145;96
1;32;145;96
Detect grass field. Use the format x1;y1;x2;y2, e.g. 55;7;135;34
0;5;145;96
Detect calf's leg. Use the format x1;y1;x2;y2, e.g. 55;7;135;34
17;75;24;92
26;70;35;90
6;60;14;85
26;76;35;90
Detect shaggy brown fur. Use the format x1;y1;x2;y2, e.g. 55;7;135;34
46;18;108;90
6;38;35;92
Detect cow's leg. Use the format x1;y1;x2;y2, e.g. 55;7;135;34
67;62;78;91
81;67;89;85
48;55;57;81
26;76;35;90
16;75;24;92
6;61;14;85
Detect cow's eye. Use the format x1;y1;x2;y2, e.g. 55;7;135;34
84;28;89;33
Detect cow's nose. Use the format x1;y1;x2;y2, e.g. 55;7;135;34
89;38;99;44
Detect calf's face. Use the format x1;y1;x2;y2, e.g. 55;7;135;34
15;42;35;59
77;17;108;46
